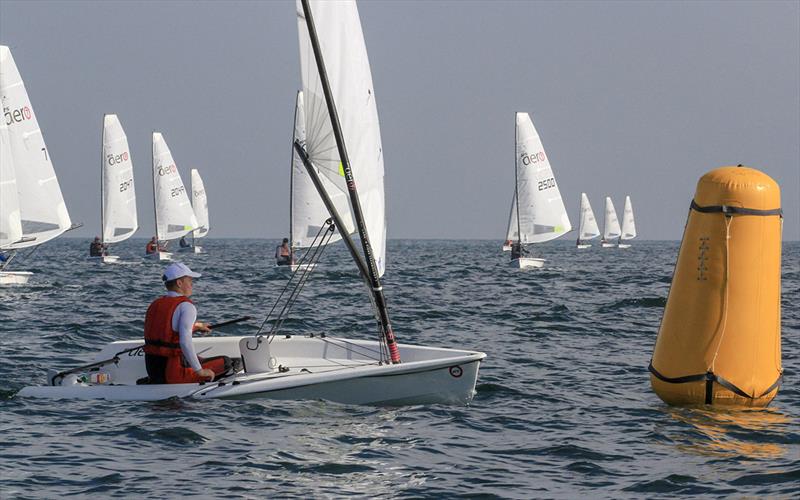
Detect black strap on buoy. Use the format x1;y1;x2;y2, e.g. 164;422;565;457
690;200;782;217
648;362;783;404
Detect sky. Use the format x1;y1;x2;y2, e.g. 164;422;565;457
1;0;798;240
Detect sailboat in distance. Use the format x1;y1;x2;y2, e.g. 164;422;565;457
93;114;137;263
148;132;197;261
0;46;73;284
176;168;208;254
601;196;621;248
509;112;571;268
576;192;600;249
618;195;636;248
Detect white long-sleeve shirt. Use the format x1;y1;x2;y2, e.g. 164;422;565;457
165;291;202;372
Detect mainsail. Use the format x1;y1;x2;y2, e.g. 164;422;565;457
0;45;71;250
152;133;197;241
578;192;600;241
621;195;636;240
290;90;343;249
603;197;621;241
514;112;571;244
296;0;386;276
102;114;137;244
190;169;209;238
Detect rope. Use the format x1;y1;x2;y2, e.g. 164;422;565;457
710;215;733;372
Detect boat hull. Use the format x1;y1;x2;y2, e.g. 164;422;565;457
177;246;203;254
501;245;512;252
510;257;545;269
274;262;318;273
601;242;617;248
0;271;32;285
17;336;486;406
144;251;172;261
617;243;631;249
88;255;120;263
576;244;592;249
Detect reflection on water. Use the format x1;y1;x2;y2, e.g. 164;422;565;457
661;405;791;459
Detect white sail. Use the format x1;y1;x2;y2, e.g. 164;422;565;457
578;192;600;241
190;169;209;238
0;45;71;250
621;195;636;240
514;112;571;244
297;0;387;276
603;197;621;241
504;192;518;242
101;115;137;244
290;90;343;249
0;116;22;248
152;133;197;241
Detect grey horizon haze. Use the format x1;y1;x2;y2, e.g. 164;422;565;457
1;0;798;241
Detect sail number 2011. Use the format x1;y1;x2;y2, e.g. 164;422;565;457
537;177;556;191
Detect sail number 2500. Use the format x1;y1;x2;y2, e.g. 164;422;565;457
537;177;556;191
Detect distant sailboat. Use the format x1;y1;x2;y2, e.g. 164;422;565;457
509;112;571;268
502;193;516;251
149;132;197;261
576;192;600;248
177;168;208;254
618;195;636;248
0;46;73;284
601;197;621;248
93;114;137;263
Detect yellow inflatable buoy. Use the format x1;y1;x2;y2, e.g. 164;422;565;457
649;166;783;407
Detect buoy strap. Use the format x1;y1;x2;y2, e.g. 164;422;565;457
648;362;782;401
690;200;782;217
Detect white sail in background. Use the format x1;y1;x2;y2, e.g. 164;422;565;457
505;192;518;242
0;45;71;250
297;0;387;276
290;90;343;249
603;197;621;241
152;133;197;241
190;168;209;238
578;192;600;241
0;116;22;248
621;195;636;240
514;112;571;244
102;114;137;244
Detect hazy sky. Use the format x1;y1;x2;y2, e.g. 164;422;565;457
1;0;798;240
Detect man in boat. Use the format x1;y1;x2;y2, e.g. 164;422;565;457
179;236;190;248
145;236;167;255
510;242;529;260
143;262;234;383
275;238;292;266
89;236;106;257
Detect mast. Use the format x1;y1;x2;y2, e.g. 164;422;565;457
300;0;400;363
513;113;522;251
151;133;159;244
100;115;105;246
289;90;300;250
190;170;195;248
576;195;581;246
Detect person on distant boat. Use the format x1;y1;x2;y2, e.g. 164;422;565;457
179;236;190;248
275;238;292;266
89;236;106;257
145;236;167;255
143;262;235;384
510;242;529;260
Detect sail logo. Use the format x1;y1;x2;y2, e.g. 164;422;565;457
157;164;178;176
193;189;205;197
107;151;129;166
520;151;546;166
4;105;32;126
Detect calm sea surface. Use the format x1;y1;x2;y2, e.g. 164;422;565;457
1;239;798;498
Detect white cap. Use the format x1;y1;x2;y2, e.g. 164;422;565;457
162;262;201;282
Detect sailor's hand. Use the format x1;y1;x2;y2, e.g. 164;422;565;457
193;322;212;334
195;368;215;381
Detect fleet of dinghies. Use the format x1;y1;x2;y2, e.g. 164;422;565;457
18;0;486;406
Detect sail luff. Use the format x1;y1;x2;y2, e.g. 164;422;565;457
0;114;22;249
299;0;399;363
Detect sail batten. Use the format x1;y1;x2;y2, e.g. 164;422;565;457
0;45;71;250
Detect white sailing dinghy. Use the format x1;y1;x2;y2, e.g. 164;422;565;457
18;0;485;406
92;114;137;263
576;192;600;249
0;46;73;285
281;90;346;272
147;132;198;261
618;195;636;248
177;168;208;254
509;112;571;269
502;194;516;251
601;196;621;247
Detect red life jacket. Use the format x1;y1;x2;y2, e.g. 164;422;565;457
144;295;192;357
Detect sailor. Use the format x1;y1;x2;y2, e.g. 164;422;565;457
510;242;528;260
146;236;167;255
179;236;190;248
275;238;292;266
89;236;105;257
143;262;233;383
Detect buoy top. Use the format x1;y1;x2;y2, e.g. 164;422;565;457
695;166;780;210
